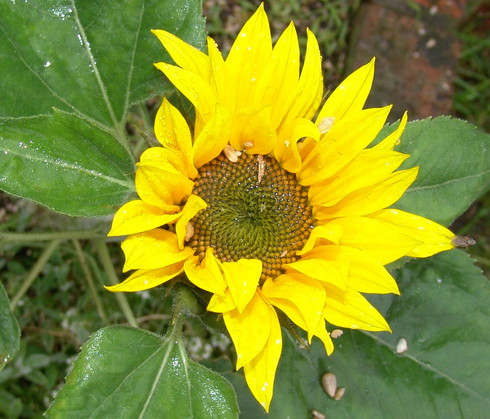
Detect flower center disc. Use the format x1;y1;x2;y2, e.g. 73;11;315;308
189;153;314;279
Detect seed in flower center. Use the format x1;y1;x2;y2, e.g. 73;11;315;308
188;152;314;279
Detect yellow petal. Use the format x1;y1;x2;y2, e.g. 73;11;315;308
304;245;399;295
229;105;277;155
207;36;235;110
138;146;188;178
108;199;181;237
184;249;227;296
374;111;408;150
323;284;391;332
285;257;349;290
152;29;210;81
193;103;232;168
309;149;410;206
254;22;299;128
121;229;193;272
369;208;455;257
225;3;272;109
316;321;335;356
175;195;207;249
314;167;418;219
300;106;392;185
280;28;323;127
274;118;320;173
262;273;325;342
104;264;183;292
135;160;194;207
316;58;375;123
242;291;282;412
154;62;216;128
208;288;237;313
323;216;421;264
298;224;342;255
221;259;262;313
154;98;197;178
223;291;272;370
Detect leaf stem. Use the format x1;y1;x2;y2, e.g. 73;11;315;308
94;239;138;327
72;239;109;324
10;240;61;311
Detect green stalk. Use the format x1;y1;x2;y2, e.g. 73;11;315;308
10;240;61;311
94;239;138;328
72;239;109;324
0;229;102;243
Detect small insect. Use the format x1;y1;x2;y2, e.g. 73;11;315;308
395;337;408;354
257;155;266;184
321;372;337;398
451;235;476;248
311;409;326;419
334;387;346;401
223;144;241;162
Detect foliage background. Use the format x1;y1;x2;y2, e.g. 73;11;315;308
0;0;489;417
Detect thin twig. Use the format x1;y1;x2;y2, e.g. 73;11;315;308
10;240;62;311
72;239;109;324
94;239;138;328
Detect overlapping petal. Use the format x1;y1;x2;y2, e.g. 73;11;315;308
121;229;193;272
108;199;180;237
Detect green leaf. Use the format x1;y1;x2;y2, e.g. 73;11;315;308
0;0;205;215
0;111;134;216
0;0;205;127
46;326;239;419
230;250;489;418
0;282;20;372
393;117;490;226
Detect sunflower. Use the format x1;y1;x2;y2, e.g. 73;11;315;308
106;4;455;411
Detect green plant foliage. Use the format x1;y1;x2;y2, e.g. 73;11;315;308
0;111;134;216
46;326;239;419
0;282;20;372
220;250;490;418
0;0;205;123
0;0;206;216
391;117;490;226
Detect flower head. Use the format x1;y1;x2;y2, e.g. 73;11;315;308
107;4;455;411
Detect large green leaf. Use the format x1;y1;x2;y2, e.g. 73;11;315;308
46;326;239;418
0;0;205;216
220;250;490;417
0;0;205;126
0;111;134;216
392;117;490;226
0;282;20;372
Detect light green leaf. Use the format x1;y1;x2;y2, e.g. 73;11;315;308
224;250;490;418
46;326;239;419
393;117;490;226
0;0;205;127
0;111;134;216
0;282;20;372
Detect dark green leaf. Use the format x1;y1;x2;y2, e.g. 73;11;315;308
0;389;22;419
0;282;20;372
226;250;490;418
0;111;134;216
0;0;205;127
393;117;490;226
46;326;239;419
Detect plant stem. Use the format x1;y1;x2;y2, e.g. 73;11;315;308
72;239;109;324
10;240;61;311
0;229;102;243
94;239;138;328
